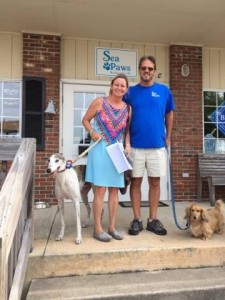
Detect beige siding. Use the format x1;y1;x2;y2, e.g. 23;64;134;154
203;48;225;89
0;33;22;79
61;37;169;84
1;32;225;90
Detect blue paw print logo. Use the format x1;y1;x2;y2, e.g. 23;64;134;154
103;62;111;70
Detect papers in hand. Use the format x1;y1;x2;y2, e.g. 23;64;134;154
106;142;133;174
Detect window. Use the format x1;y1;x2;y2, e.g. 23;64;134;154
203;91;225;153
0;81;21;137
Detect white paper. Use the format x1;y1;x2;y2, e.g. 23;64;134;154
106;143;133;174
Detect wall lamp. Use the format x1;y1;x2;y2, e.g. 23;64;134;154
45;99;56;114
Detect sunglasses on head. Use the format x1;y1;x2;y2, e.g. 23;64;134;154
140;66;154;71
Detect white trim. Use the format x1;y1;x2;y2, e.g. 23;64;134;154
61;79;110;85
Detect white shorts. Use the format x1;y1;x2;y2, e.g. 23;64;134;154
131;148;167;177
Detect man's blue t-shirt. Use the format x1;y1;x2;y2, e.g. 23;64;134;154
123;82;175;148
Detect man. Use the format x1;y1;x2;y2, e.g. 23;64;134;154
123;55;175;236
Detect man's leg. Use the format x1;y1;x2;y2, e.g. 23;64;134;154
130;177;143;219
148;176;160;219
146;176;167;235
128;177;144;235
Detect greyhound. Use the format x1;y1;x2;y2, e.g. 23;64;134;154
46;153;83;244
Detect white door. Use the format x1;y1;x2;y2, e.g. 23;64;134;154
62;81;170;202
62;82;109;160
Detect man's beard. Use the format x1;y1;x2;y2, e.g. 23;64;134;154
141;73;153;82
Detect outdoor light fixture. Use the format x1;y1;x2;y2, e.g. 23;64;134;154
45;99;56;114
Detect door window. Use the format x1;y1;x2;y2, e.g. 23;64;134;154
73;91;105;147
62;83;108;160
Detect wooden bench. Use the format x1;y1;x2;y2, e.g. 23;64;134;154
197;153;225;206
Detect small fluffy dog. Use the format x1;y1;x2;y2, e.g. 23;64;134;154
46;153;83;244
184;200;225;240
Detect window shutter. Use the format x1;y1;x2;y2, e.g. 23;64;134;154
22;76;45;150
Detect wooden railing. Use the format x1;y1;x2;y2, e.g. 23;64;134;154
0;138;36;300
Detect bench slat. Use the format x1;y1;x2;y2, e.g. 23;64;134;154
197;153;225;206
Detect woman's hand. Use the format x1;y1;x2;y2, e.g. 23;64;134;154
124;143;131;155
91;131;102;142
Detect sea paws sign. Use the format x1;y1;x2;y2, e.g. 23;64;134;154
95;47;138;78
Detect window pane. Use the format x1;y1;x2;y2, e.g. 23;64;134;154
0;82;2;97
3;99;20;117
217;92;225;106
74;92;84;108
204;106;216;122
204;123;216;137
3;82;20;99
73;127;83;144
204;91;216;106
2;118;20;136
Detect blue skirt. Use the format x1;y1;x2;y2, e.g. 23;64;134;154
85;139;125;188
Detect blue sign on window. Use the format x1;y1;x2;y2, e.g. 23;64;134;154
210;102;225;135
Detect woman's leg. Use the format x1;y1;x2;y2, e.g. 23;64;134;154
93;186;106;234
108;187;119;232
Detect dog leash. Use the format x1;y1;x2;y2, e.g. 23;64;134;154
167;147;189;230
69;138;102;167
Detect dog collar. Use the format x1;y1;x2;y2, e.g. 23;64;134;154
66;160;73;169
56;160;73;173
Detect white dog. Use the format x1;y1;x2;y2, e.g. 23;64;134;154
73;164;92;227
46;153;82;244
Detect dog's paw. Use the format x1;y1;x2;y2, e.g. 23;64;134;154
55;235;63;241
75;237;82;244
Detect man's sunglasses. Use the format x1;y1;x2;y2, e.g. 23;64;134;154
140;66;154;71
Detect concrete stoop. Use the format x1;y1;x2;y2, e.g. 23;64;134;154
24;245;225;281
26;266;225;300
22;202;225;299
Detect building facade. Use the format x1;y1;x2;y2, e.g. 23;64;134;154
1;31;225;203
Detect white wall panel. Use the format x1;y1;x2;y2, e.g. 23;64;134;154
61;39;76;79
0;33;22;79
61;37;169;84
87;40;100;80
209;49;220;89
219;50;225;89
75;40;88;79
203;48;225;89
203;48;210;88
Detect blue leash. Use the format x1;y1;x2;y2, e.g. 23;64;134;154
167;148;189;230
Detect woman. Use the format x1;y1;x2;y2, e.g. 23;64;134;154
82;74;131;242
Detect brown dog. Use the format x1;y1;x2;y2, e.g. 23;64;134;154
184;200;225;240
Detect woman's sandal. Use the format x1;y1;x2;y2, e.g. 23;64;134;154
108;230;123;240
93;231;112;242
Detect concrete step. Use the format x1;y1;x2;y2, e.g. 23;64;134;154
26;266;225;300
23;202;225;298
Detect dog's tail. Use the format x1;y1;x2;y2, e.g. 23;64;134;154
215;199;224;211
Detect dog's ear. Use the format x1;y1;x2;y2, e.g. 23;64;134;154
201;208;210;222
184;206;191;220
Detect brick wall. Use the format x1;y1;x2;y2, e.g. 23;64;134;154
169;45;203;201
23;33;60;204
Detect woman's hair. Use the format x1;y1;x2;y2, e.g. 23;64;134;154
138;55;156;70
109;73;129;95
